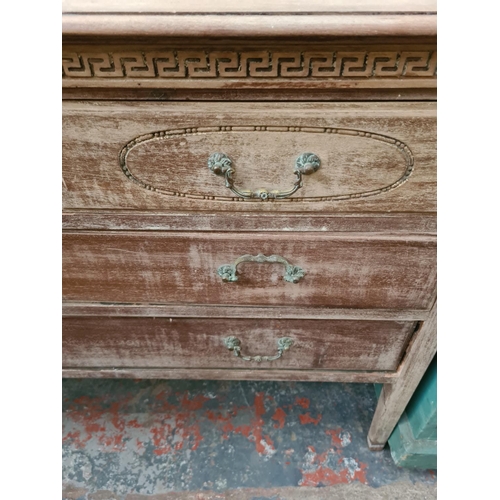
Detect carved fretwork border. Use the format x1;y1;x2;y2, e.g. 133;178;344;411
62;50;437;79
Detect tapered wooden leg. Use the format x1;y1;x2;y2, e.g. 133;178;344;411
367;301;437;451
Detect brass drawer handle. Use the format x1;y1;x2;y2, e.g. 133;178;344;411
223;336;294;362
208;152;320;200
217;253;305;283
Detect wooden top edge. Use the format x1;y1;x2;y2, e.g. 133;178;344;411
63;0;437;15
62;14;437;38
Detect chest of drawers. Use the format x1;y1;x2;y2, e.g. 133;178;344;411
62;0;437;450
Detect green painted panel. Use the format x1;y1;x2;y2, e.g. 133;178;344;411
389;413;437;469
375;355;437;469
405;356;437;440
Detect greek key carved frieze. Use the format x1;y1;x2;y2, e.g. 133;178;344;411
62;50;437;79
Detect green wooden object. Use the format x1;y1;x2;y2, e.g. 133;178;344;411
375;355;437;469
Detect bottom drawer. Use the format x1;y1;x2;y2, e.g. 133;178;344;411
63;317;416;372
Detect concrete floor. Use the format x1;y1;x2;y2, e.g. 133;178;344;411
62;379;437;499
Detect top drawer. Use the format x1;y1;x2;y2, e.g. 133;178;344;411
62;102;436;213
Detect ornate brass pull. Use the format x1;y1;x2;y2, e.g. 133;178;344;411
208;152;320;200
223;336;294;362
217;253;305;283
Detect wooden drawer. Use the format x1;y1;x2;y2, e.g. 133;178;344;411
62;231;436;310
62;317;416;372
62;101;436;213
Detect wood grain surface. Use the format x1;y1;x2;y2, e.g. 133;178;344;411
62;17;437;39
62;212;437;234
62;1;436;38
62;303;430;321
62;317;416;371
62;231;436;309
61;367;398;383
63;0;437;14
62;101;436;213
62;87;438;102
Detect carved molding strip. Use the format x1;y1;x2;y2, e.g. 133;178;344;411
63;50;436;79
118;126;414;203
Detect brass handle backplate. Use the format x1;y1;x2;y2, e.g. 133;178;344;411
208;152;320;200
217;253;305;283
223;336;294;362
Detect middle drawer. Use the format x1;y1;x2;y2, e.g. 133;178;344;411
63;231;436;310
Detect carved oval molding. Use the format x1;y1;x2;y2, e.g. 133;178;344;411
119;126;414;202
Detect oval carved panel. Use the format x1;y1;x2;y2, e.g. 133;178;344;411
119;126;414;202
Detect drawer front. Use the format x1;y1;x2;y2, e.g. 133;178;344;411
62;317;416;372
62;101;436;213
62;231;436;309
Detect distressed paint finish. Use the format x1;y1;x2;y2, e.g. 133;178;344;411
62;102;436;213
63;380;436;498
62;0;437;461
62;317;415;371
62;232;436;309
368;302;437;450
61;212;437;234
120;127;410;203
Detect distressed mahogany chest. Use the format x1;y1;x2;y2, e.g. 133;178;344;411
62;0;437;450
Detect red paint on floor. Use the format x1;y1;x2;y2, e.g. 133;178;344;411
326;428;343;447
233;424;252;438
205;410;235;439
349;461;368;484
272;407;287;429
188;424;204;451
110;402;127;432
295;397;310;409
150;424;172;456
300;466;349;487
63;389;324;461
254;392;266;417
127;419;142;429
299;413;322;425
83;422;104;434
251;393;276;457
299;447;368;487
180;394;211;411
205;393;277;457
63;388;363;478
62;430;87;449
63;380;437;495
